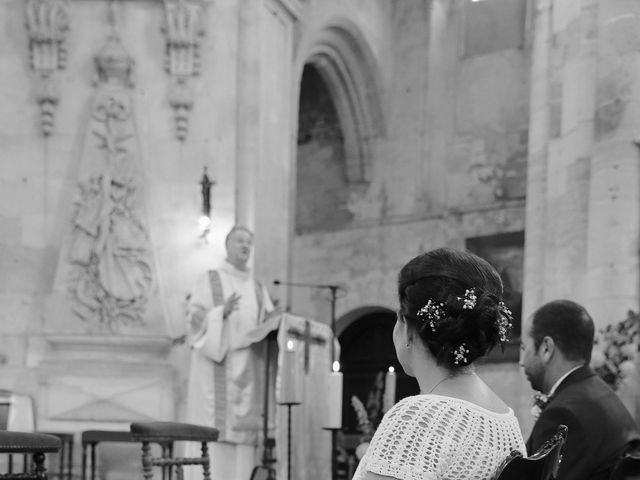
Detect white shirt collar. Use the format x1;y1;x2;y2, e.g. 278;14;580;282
548;365;583;396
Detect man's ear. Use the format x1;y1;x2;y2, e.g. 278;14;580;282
539;336;555;364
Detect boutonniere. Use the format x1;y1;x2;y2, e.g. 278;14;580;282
531;393;551;419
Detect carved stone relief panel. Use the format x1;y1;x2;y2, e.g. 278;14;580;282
162;0;205;141
25;0;70;136
63;28;157;332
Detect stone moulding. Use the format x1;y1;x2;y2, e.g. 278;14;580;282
162;0;205;142
25;0;70;137
305;21;386;185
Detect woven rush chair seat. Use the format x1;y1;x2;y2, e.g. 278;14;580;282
130;422;219;443
82;431;135;444
0;431;61;480
0;430;60;453
0;432;61;454
130;422;219;480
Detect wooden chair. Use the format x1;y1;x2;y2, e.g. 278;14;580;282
38;432;73;480
130;422;219;480
493;424;568;480
0;431;61;480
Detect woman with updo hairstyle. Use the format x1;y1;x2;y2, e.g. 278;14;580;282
353;248;526;480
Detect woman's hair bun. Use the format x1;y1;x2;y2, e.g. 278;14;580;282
398;248;513;369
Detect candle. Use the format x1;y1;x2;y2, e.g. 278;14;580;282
325;361;343;428
279;340;300;404
383;366;396;413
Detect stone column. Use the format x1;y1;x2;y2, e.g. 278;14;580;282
583;0;640;325
252;0;298;286
424;0;457;210
235;0;298;285
524;0;598;319
234;0;262;230
522;0;552;320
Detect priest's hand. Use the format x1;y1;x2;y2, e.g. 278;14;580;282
223;292;241;319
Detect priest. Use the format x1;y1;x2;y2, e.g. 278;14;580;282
185;225;275;444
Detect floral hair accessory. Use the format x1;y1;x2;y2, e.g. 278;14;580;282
458;288;477;310
417;299;447;332
497;301;514;344
453;343;469;365
416;291;515;347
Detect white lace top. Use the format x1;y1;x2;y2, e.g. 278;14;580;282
352;394;526;480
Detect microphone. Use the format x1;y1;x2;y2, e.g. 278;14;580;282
273;279;344;291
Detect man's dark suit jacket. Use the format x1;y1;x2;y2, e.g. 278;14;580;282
527;365;640;480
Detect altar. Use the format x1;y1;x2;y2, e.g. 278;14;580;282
187;313;338;480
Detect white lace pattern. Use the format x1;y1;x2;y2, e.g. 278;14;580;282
352;395;526;480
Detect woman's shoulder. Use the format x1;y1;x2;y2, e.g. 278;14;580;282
390;394;516;420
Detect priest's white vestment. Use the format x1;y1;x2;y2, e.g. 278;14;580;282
185;260;274;444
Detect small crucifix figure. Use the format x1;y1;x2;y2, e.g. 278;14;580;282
287;320;326;373
200;166;215;217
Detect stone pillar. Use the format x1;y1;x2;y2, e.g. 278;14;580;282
235;0;262;230
234;0;298;286
522;0;552;320
523;0;634;329
547;0;597;306
424;0;457;209
252;0;298;286
583;0;640;325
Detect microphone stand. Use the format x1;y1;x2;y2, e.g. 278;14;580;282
273;279;343;480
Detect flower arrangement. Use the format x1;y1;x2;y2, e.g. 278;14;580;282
590;310;639;390
351;395;375;440
350;370;385;460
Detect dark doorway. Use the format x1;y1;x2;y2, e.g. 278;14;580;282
338;309;419;434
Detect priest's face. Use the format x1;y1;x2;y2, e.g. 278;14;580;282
226;229;253;267
520;332;545;393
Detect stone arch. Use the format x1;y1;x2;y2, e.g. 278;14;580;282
303;18;386;184
336;306;419;434
335;305;393;337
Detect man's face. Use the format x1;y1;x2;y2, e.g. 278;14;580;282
226;229;253;266
520;332;545;393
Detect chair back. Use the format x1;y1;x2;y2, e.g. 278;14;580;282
610;451;640;480
493;425;568;480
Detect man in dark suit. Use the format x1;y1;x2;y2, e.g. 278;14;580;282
520;299;640;480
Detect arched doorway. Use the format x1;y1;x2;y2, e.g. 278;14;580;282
338;308;419;435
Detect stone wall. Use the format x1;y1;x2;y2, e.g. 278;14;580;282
289;0;532;430
0;0;301;432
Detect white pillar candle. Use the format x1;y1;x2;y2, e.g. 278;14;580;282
279;340;300;404
325;361;343;428
383;366;396;413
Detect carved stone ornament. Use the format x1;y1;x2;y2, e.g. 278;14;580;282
94;33;135;89
162;0;205;141
25;0;70;136
65;27;154;330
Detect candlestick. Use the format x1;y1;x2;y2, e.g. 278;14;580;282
383;366;396;413
325;361;343;429
279;340;300;404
